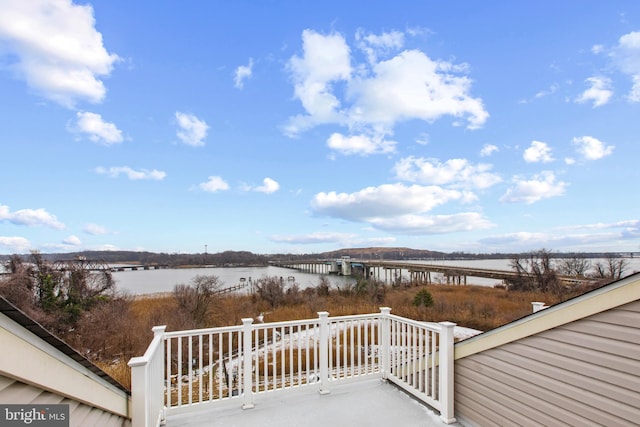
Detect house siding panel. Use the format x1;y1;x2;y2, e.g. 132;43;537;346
456;366;574;426
457;358;611;426
455;300;640;427
560;320;640;344
0;375;130;427
524;335;640;376
505;342;639;392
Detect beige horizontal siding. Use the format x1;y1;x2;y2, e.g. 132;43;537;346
505;341;639;393
0;374;130;427
456;363;588;427
455;300;640;427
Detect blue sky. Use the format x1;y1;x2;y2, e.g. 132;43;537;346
1;0;639;255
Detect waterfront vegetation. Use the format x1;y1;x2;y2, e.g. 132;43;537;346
96;279;586;389
0;249;629;390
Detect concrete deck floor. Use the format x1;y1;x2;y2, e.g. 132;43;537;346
165;379;463;427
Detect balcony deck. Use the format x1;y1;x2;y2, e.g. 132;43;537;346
165;378;459;427
129;310;461;426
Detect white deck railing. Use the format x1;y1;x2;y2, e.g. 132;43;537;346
128;325;167;427
129;308;456;426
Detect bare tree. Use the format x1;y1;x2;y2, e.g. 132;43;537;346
315;276;331;296
173;275;222;328
355;277;386;303
557;256;592;277
254;276;286;308
508;249;562;293
72;296;134;360
593;255;629;281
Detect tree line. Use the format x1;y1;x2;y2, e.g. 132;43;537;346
506;249;630;293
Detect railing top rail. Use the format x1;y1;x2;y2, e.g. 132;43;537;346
387;314;442;331
162;312;387;339
251;317;319;329
163;324;242;338
326;313;381;322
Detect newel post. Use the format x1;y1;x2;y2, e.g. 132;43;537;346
379;307;391;380
128;325;166;427
532;302;546;313
152;326;167;426
241;318;255;409
438;321;456;424
317;311;330;394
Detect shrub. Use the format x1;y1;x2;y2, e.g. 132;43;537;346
413;289;434;307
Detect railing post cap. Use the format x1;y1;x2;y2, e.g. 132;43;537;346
127;356;145;367
439;321;457;328
241;318;254;325
152;325;167;336
317;311;329;318
380;307;391;314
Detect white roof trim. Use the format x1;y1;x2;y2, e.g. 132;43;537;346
0;311;130;418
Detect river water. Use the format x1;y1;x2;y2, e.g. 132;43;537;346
112;258;640;295
113;265;357;295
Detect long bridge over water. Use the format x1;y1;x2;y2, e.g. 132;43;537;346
1;257;592;287
271;258;592;286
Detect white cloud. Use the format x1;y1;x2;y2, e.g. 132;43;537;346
575;76;613;107
416;133;429;145
572;136;614;160
199;176;229;193
284;29;488;139
95;166;166;180
63;235;81;246
175;112;209;147
96;244;119;251
254;177;280;194
311;183;475;222
309;180;493;235
523;140;554;163
71;111;123;145
234;58;253;89
393;156;501;190
592;44;604;54
241;177;280;193
284;30;352;135
558;219;639;232
327;132;396;156
269;231;357;244
479;231;552;248
629;75;640;102
0;236;31;252
355;29;404;63
518;83;560;104
0;0;119;107
480;144;498;157
611;31;640;102
500;171;567;204
83;223;107;235
369;212;493;235
0;204;65;229
480;219;640;251
347;49;488;131
535;83;559;99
